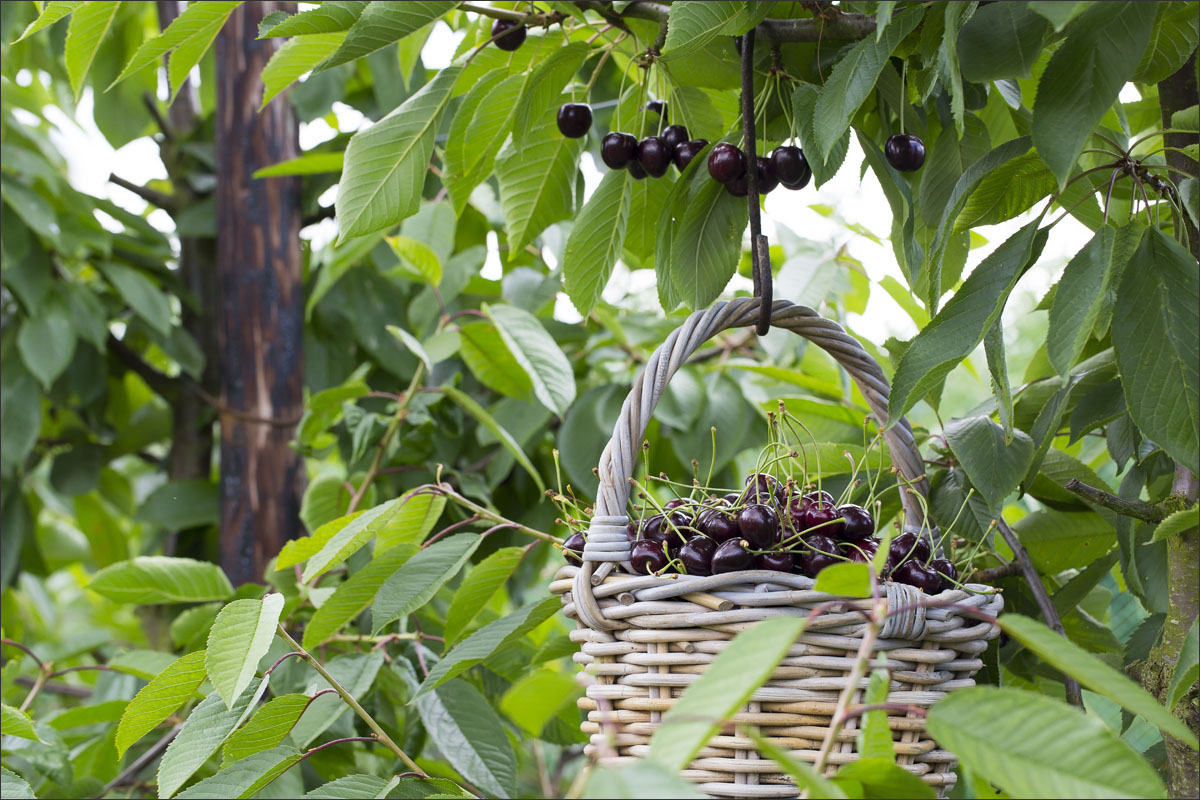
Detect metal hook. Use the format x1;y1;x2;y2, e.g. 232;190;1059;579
739;30;772;336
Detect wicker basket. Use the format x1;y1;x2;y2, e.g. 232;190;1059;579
550;298;1002;798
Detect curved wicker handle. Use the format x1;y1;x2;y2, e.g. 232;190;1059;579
581;298;930;566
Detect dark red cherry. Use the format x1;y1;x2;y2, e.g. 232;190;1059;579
631;540;670;575
800;533;840;577
887;532;930;567
804;490;836;508
557;103;592;138
884;133;926;172
838;504;875;540
890;560;942;593
755;156;779;194
673;139;708;172
563;532;585;565
491;19;526;51
771;145;812;189
645;99;666;118
711;539;754;574
662;525;696;555
661;124;689;154
840;538;878;564
625;520;640;542
708;142;746;183
757;551;795;572
627;160;647;179
742;473;783;506
725;172;749;196
738;504;779;549
680;536;717;576
637;136;672;178
697;507;739;542
929;558;957;591
664;498;690;510
601;132;638;169
804;503;843;537
723;492;742;505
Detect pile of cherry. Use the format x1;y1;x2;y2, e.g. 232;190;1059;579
563;472;956;594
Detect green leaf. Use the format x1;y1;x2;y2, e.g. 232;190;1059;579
858;658;894;761
253;152;344;178
984;319;1013;439
386;235;441;285
290;651;383;747
304;775;393;798
1047;225;1142;376
116;650;207;758
17;301;76;390
222;694;310;764
13;1;84;42
259;1;366;37
1015;509;1116;573
90;556;234;604
928;686;1166;798
831;759;935;799
494;106;584;255
648;616;808;772
371;534;481;632
206;594;285;709
513;43;591;146
660;1;745;61
414;595;561;696
300;494;430;583
1149;506;1198;544
669;168;749;310
137;479;220;530
48;698;128;729
1;703;42;742
444;547;525;644
562;168;632;315
583;761;705;799
812;562;872;597
302;545;416;649
387;325;432;371
1027;1;1092;31
889;218;1045;425
923;136;1033;310
375;488;447;552
1133;2;1199;83
748;730;846;798
112;1;240;95
97;261;172;335
955;152;1056;232
177;744;303;799
811;8;922;161
458;320;534;400
1032;1;1157;187
0;767;35;799
157;681;262;799
483;303;575;416
416;679;516;798
336;65;461;240
442;384;545;490
260;32;344;109
65;1;120;100
944;415;1035;512
957;2;1050;81
1001;614;1198;748
790;85;850;189
318;1;458;71
1167;618;1198;711
1112;227;1199;470
443;70;523;215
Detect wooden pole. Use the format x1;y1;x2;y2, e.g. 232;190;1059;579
215;2;305;585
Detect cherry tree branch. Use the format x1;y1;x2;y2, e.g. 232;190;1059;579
1064;478;1170;523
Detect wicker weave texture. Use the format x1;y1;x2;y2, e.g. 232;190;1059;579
557;299;1002;797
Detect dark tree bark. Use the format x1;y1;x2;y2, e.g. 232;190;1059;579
215;2;305;585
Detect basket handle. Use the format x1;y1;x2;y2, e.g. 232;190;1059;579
581;298;931;565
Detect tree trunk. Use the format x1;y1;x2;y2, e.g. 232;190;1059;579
1152;53;1199;800
215;2;305;586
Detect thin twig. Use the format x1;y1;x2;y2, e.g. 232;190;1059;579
96;722;182;796
1064;478;1169;523
108;174;179;213
1;639;45;670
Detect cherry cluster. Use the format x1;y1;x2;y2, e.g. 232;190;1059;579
706;143;812;197
597;102;710;179
562;472;957;594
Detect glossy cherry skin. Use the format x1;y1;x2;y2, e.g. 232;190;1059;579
840;538;878;564
723;491;743;505
664;498;691;510
799;533;840;577
645;99;666;118
631;540;670;575
742;473;784;506
638;136;672;177
601;132;638;169
708;142;746;183
887;532;931;567
771;145;812;189
711;539;755;573
725;172;749;197
625;520;640;542
491;19;526;51
757;551;795;572
804;490;836;508
563;532;585;565
673;139;708;172
884;133;926;171
755;156;779;194
697;506;739;542
627;159;648;179
680;536;717;576
661;124;690;154
838;504;875;540
890;560;942;593
804;503;843;537
929;558;957;591
738;504;780;549
557;103;592;138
